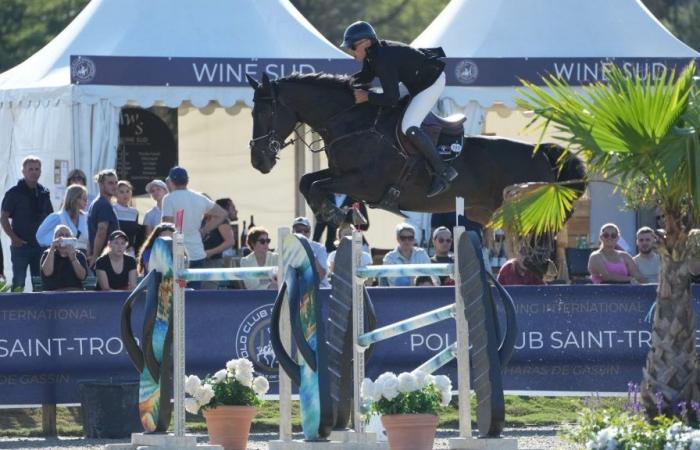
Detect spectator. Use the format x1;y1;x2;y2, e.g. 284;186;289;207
588;223;646;284
239;226;278;290
216;198;239;260
137;223;176;275
143;179;169;237
161;166;227;288
95;230;137;291
415;276;435;287
114;180;142;255
312;193;369;252
382;223;435;286
40;225;88;291
66;169;96;205
88;169;119;268
327;223;372;274
497;248;545;286
633;226;660;284
36;184;89;254
1;156;54;290
201;200;236;289
430;226;454;286
292;217;329;288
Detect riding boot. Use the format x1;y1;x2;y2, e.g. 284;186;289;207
405;126;458;197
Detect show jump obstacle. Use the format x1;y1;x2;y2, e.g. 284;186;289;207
110;215;519;450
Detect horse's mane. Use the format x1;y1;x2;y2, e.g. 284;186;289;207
279;72;354;92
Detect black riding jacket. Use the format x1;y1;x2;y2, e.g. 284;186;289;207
351;39;446;107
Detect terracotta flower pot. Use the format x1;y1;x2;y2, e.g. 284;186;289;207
381;413;438;450
203;405;256;450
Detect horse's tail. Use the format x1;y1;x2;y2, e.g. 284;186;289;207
539;143;587;197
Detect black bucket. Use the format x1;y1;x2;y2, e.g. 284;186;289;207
78;379;142;438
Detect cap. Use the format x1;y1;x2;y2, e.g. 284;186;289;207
432;226;451;240
167;166;189;185
145;179;168;194
292;217;311;229
108;230;128;242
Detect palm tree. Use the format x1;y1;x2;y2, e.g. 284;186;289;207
496;62;700;416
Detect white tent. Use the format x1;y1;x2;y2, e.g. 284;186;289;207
412;0;699;249
0;0;349;201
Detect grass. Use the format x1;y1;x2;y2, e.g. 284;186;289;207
0;396;627;437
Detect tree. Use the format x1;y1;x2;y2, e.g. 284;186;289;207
499;63;700;416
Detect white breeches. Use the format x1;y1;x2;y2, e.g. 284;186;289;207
400;72;446;133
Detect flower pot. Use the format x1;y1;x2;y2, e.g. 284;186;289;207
203;405;256;450
381;413;438;450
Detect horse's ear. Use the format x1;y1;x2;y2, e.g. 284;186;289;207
246;74;260;90
261;72;271;90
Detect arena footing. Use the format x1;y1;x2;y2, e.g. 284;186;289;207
104;432;222;450
268;431;386;450
449;436;520;449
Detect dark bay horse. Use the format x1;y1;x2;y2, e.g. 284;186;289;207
247;73;585;226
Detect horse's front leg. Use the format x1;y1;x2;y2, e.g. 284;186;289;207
307;172;372;227
300;169;334;221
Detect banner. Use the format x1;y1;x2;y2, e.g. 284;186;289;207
70;55;696;87
1;285;699;404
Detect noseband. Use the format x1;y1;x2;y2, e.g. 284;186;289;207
249;83;297;160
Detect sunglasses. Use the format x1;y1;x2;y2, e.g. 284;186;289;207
293;227;310;234
436;238;452;244
601;232;618;239
256;238;271;245
398;235;414;241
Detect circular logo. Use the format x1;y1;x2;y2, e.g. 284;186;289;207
71;57;96;84
234;304;278;384
455;60;479;85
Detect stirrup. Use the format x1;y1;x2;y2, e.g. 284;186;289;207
427;177;449;198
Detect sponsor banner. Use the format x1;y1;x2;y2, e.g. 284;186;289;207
1;285;699;404
70;55;696;87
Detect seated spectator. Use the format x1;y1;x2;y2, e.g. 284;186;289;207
202;203;236;289
327;223;372;274
40;225;88;291
415;276;435;287
239;226;278;290
292;217;330;288
497;248;545;286
430;226;454;286
588;223;645;284
633;226;660;284
36;184;89;254
137;223;176;275
96;230;137;291
382;223;437;286
113;180;143;255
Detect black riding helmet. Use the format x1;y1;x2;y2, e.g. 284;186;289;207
340;21;378;49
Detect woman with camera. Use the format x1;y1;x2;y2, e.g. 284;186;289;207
40;225;88;291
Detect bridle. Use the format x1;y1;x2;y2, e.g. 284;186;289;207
249;82;300;161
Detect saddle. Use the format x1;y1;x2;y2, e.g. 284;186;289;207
397;110;466;162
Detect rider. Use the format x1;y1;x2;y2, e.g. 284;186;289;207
341;21;458;198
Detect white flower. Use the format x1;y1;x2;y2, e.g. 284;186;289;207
226;359;241;372
361;378;377;401
252;376;270;396
397;372;418;393
433;375;452;393
440;390;452;407
193;384;215;406
184;375;201;395
212;369;227;384
237;358;254;374
412;370;434;389
587;427;618;450
375;372;400;401
184;398;200;415
236;371;254;388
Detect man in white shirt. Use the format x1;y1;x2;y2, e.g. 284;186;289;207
143;179;169;236
633;226;660;284
161;166;227;288
292;217;330;288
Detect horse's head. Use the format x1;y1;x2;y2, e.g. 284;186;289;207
247;73;298;174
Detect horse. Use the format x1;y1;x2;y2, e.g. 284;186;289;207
247;72;585;226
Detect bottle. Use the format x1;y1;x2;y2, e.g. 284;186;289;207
249;215;255;230
240;220;247;251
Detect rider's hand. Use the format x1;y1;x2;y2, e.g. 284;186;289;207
353;89;369;104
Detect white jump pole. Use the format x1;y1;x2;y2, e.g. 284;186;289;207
173;226;187;437
351;231;365;434
452;225;472;441
276;228;293;441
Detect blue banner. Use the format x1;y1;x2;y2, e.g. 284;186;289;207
70;55;696;87
1;285;699;404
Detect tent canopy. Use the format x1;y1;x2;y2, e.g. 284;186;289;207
413;0;699;108
0;0;350;108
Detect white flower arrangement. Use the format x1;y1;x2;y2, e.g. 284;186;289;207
361;370;452;416
184;357;270;414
